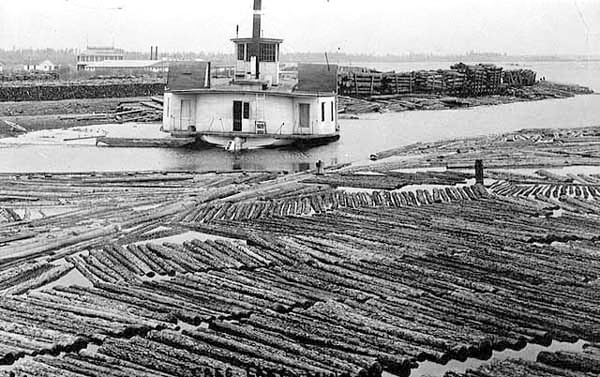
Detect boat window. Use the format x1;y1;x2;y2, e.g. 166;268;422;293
321;102;326;122
260;43;276;62
237;44;245;61
243;102;250;119
331;101;335;122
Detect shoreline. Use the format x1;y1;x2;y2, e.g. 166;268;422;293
340;81;594;115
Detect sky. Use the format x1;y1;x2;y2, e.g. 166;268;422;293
0;0;599;56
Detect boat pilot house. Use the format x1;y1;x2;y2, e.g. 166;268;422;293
162;0;340;150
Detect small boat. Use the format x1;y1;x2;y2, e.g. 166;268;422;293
96;136;196;148
162;0;340;151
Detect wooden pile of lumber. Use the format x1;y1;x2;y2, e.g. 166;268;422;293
338;72;384;96
381;72;415;94
503;69;537;87
414;70;445;93
114;96;164;123
0;78;165;102
450;63;503;95
340;63;530;98
0;72;59;82
57;96;165;123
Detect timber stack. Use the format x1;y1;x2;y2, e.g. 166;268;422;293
1;126;600;377
338;63;537;97
0;71;60;82
113;96;164;123
0;78;165;102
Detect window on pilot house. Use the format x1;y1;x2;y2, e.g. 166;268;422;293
237;44;245;61
259;44;276;62
243;102;250;119
321;102;326;122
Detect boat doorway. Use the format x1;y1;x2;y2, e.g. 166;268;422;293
233;101;243;131
180;100;195;131
299;103;310;130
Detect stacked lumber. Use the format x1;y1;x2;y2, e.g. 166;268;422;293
442;70;467;94
0;78;165;102
341;63;530;98
414;70;445;93
381;72;415;94
114;96;164;123
338;72;384;97
450;63;503;95
0;72;59;82
502;68;537;87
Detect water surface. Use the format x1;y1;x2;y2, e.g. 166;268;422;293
1;61;599;173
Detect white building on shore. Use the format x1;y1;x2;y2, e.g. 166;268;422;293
82;60;168;73
24;60;57;72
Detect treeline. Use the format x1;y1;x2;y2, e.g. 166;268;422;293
0;48;77;67
0;48;236;69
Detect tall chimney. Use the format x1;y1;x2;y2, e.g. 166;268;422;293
150;46;154;60
253;0;262;39
155;46;159;60
252;0;262;79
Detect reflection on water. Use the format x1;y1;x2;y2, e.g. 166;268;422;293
0;94;599;173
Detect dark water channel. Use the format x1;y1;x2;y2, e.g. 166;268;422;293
401;339;586;377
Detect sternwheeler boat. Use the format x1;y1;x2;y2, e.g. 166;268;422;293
162;0;340;151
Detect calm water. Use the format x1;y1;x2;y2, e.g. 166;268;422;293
1;61;599;173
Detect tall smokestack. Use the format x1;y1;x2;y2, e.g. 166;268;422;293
150;46;154;60
251;0;262;79
155;46;159;60
253;0;262;39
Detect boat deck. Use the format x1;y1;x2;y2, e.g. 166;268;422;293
171;130;340;140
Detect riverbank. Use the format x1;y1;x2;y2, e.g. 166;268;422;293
340;81;594;114
0;125;599;377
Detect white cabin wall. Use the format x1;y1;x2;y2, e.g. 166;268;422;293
292;96;337;135
165;92;338;136
316;96;338;134
260;62;280;85
194;93;296;134
164;94;197;131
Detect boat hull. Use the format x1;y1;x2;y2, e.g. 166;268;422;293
96;136;196;148
197;133;340;151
